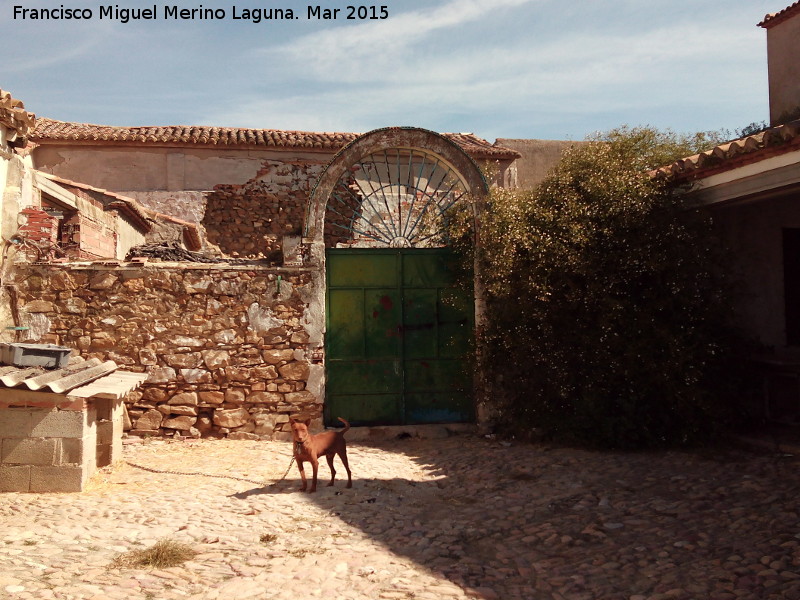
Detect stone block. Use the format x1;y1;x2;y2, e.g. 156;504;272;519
224;388;246;404
278;361;310;381
285;391;316;406
252;365;278;379
228;431;259;441
164;353;203;369
198;391;225;405
2;438;59;466
168;392;199;406
162;416;196;430
248;392;283;404
180;368;211;383
146;366;177;384
30;409;88;439
214;408;250;428
263;349;294;364
136;409;164;429
29;465;87;493
142;387;168;402
0;465;31;492
202;350;230;369
0;408;33;438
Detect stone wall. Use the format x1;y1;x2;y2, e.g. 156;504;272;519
203;159;326;259
12;263;323;441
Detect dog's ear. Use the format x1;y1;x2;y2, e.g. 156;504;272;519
303;418;311;426
288;417;296;424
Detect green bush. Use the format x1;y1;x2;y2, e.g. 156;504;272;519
454;126;751;448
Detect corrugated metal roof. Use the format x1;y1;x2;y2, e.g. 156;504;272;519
0;356;147;398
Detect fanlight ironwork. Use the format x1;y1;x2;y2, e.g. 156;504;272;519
323;148;469;248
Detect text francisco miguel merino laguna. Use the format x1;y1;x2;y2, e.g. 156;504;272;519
12;4;390;22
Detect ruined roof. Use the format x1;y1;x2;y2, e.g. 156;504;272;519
758;1;800;28
0;89;36;146
0;355;147;399
38;172;152;232
30;118;520;161
443;133;522;160
652;118;800;181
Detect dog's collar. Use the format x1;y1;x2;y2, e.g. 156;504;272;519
294;441;304;454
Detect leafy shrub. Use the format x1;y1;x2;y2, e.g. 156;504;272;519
453;126;752;448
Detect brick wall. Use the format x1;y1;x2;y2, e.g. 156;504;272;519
61;213;117;259
18;208;60;260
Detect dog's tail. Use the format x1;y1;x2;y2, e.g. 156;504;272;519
337;417;350;434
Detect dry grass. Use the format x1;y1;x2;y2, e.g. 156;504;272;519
259;533;278;544
111;538;197;569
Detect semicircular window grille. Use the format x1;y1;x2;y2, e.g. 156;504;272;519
323;148;469;248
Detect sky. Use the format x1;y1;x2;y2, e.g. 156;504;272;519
1;0;780;142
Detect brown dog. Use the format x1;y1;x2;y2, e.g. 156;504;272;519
289;416;352;493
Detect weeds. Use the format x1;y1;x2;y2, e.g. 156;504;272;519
259;533;278;544
110;538;196;570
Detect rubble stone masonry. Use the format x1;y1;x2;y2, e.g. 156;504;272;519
202;159;326;259
12;263;322;441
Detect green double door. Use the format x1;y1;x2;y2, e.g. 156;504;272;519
325;249;474;427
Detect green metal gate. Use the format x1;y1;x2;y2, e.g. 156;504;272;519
325;248;474;426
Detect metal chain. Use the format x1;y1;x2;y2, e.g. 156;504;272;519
124;455;296;487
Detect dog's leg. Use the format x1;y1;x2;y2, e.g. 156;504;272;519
309;457;319;493
297;459;308;492
338;448;353;488
325;453;337;486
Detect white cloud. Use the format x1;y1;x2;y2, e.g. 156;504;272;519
217;13;764;137
265;0;539;80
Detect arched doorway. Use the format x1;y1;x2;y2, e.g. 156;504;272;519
305;127;488;426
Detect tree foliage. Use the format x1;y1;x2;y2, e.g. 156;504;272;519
453;126;750;448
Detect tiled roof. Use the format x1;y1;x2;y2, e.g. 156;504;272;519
30;118;520;160
445;132;521;160
758;1;800;28
652;118;800;181
0;89;36;145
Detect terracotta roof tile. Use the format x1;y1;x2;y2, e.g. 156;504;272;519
652;118;800;181
759;1;800;28
30;118;520;160
0;89;36;145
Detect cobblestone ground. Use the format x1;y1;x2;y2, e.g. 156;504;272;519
0;434;799;600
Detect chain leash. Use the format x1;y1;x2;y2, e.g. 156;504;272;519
124;454;296;487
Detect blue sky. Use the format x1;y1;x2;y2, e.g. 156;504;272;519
1;0;778;141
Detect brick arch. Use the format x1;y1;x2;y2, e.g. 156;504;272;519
304;126;488;250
